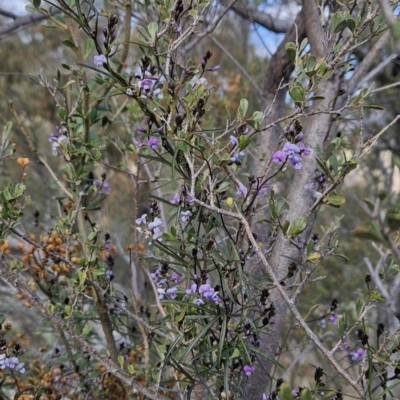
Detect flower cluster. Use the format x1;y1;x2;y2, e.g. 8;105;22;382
93;179;111;195
151;264;181;300
350;348;365;361
0;354;25;373
48;126;68;156
134;55;160;97
186;283;221;305
94;54;107;67
272;121;311;170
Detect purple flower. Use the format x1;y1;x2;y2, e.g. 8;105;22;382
140;79;153;91
292;390;300;398
257;187;267;195
16;363;25;373
151;268;162;280
94;54;107;66
148;137;159;150
236;183;248;197
295;132;304;142
180;210;192;222
242;127;249;135
230;135;239;146
103;183;111;193
171;272;181;283
138;125;146;133
272;150;286;164
133;139;142;148
105;269;114;280
211;65;220;71
148;217;163;230
230;151;245;163
340;342;349;351
135;214;147;225
350;348;365;361
289;154;302;170
157;288;166;299
194;298;205;305
126;88;134;96
199;284;213;297
170;193;180;204
186;195;194;206
186;283;197;295
243;365;255;376
152;227;163;240
282;142;300;157
318;319;326;329
166;287;178;300
329;314;341;326
298;142;311;156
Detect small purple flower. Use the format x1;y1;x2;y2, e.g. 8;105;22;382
289;154;302;170
211;65;220;71
199;284;213;297
257;187;267;195
194;298;205;305
133;139;142;148
103;183;111;194
298;142;312;156
292;390;300;398
340;342;349;351
319;319;326;329
16;363;25;373
171;272;181;283
180;210;192;222
186;283;197;295
135;214;147;225
126;88;134;96
236;183;248;197
230;151;245;163
152;227;163;240
151;268;162;280
318;392;324;396
350;348;365;361
282;142;300;157
170;193;180;204
243;365;255;376
138;125;146;133
94;54;107;66
166;287;178;300
148;137;159;150
242;127;249;135
329;314;340;326
186;195;194;206
157;288;166;300
140;79;153;91
230;135;239;146
295;132;304;142
105;269;114;280
272;150;286;164
148;217;163;230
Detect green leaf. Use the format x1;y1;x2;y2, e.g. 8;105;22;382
62;39;76;49
352;226;386;243
285;42;297;62
338;314;346;340
288;217;307;236
84;38;95;60
355;299;363;317
118;355;124;368
326;192;346;207
148;22;158;40
82;324;92;337
300;388;313;400
58;107;68;120
237;98;249;120
289;85;305;107
239;135;250;151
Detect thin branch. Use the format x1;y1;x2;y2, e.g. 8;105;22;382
0;9;59;39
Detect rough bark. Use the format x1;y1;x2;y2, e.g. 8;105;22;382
247;2;341;398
